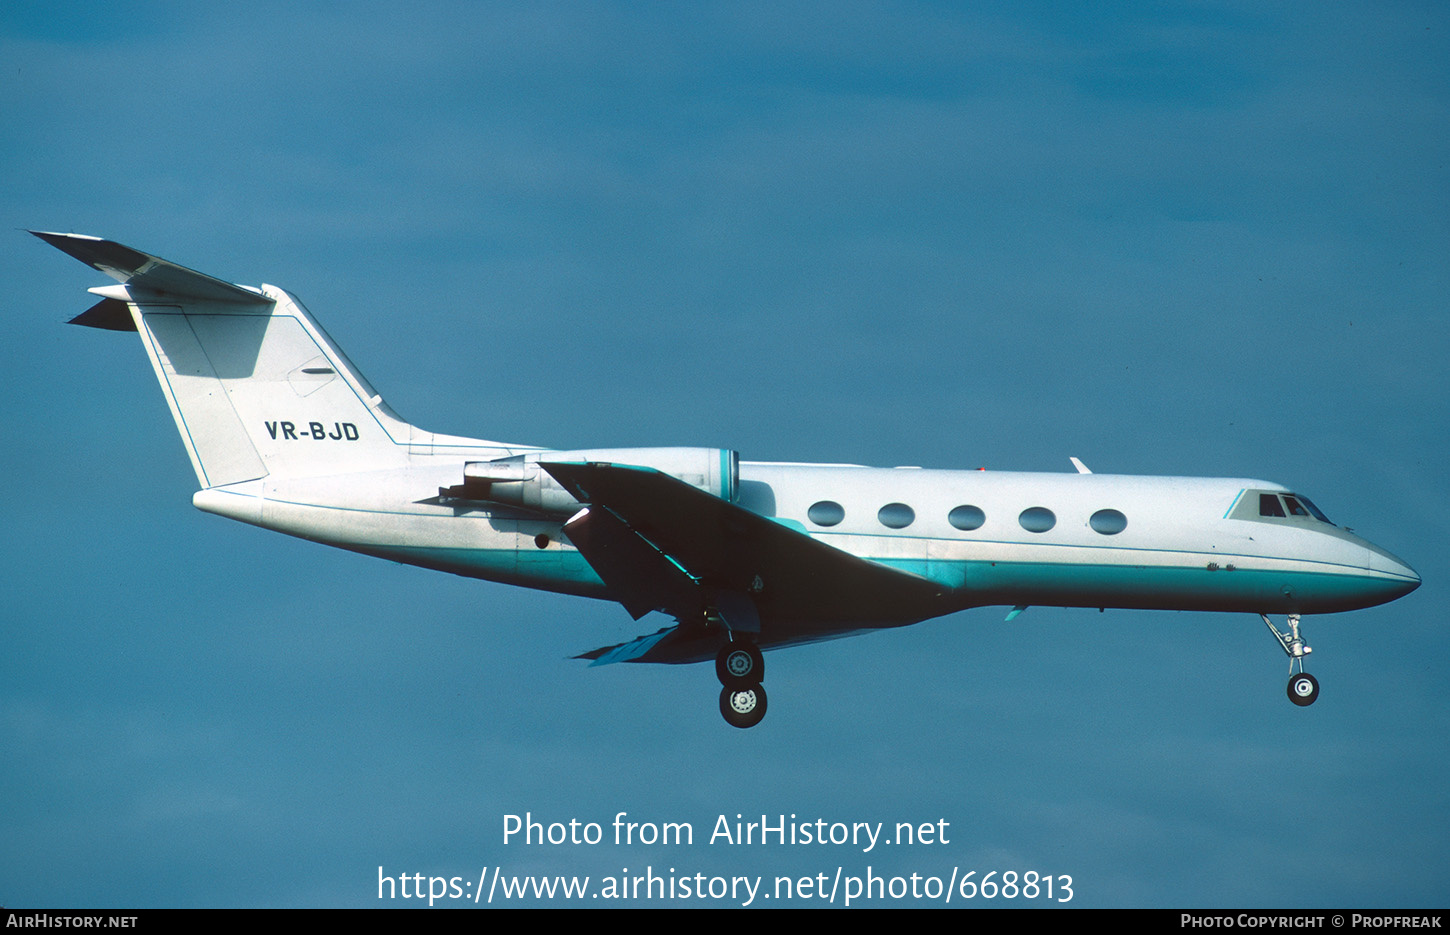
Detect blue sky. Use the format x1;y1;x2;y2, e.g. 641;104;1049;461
3;1;1447;908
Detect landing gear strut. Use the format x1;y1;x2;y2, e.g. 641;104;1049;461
715;638;767;728
1261;613;1319;706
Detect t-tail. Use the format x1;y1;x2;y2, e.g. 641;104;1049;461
34;231;461;487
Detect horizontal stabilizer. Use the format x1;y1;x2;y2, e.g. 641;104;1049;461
32;231;270;305
68;297;137;331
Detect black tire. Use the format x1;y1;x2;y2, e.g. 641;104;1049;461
1288;672;1319;706
719;683;768;729
715;641;764;688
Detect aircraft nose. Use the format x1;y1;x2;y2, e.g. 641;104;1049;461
1365;543;1421;600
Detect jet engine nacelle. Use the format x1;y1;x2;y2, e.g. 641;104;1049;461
460;447;739;515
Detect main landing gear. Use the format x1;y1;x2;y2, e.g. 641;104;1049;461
1261;613;1319;706
716;639;766;729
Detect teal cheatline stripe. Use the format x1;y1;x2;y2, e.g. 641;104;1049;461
866;557;963;588
870;557;1400;613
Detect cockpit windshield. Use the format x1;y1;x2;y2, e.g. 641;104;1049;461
1288;494;1332;523
1255;491;1333;525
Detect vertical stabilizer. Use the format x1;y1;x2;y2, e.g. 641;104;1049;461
35;232;418;487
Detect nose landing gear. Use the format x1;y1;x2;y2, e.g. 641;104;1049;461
1261;613;1319;706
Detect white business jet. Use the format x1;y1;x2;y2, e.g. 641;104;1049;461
35;231;1420;728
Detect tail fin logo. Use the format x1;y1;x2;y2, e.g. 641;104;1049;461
265;420;360;441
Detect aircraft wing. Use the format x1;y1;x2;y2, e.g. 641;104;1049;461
543;461;952;663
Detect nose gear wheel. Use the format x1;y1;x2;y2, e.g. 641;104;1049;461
1288;672;1320;706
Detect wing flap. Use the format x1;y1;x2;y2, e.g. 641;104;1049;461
562;504;701;621
574;625;723;666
